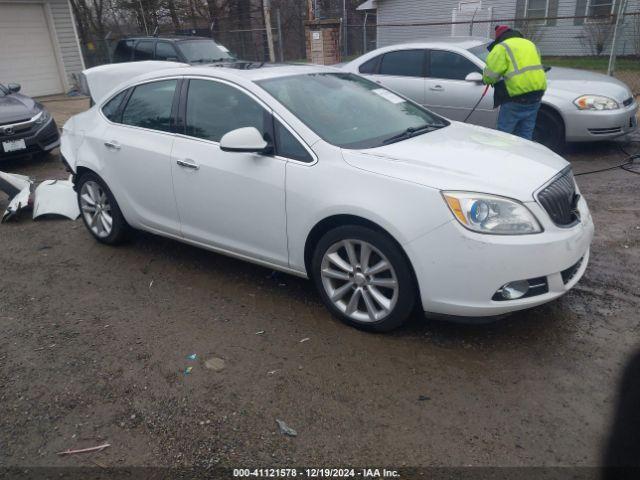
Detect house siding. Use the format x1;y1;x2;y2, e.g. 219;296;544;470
376;0;640;56
1;0;84;92
48;0;85;88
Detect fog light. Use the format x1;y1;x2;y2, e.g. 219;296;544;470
501;280;529;300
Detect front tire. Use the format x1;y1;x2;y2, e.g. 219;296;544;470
534;107;565;152
311;225;417;332
76;172;130;245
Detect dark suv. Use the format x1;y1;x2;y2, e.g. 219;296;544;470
113;36;235;64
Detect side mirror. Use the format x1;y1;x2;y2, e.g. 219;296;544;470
465;72;483;83
7;83;21;93
220;127;270;153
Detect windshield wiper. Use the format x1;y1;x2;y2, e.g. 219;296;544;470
382;124;443;145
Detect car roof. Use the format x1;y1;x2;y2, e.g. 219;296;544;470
131;62;341;85
119;36;215;43
389;36;488;49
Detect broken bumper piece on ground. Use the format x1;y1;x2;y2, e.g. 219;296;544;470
0;171;80;222
0;171;33;222
32;179;80;221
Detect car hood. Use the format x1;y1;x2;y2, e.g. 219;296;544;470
546;67;632;103
341;122;568;202
0;93;36;124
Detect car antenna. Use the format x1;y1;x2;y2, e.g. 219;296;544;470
152;26;159;37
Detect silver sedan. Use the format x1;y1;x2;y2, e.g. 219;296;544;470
343;37;638;150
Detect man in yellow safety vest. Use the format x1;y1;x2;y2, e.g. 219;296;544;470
483;25;547;140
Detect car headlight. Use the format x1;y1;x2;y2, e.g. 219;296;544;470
574;95;619;111
33;105;51;125
442;191;542;235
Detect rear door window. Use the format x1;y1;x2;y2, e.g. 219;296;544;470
378;50;425;77
133;40;155;61
428;50;481;80
121;80;177;132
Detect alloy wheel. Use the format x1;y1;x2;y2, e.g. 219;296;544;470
80;180;113;239
320;239;399;323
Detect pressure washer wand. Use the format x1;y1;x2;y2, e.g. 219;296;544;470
463;84;490;123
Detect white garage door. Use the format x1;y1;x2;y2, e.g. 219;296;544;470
0;3;64;96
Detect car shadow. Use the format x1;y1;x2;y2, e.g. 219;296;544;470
126;229;579;353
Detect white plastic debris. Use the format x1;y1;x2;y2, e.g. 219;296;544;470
32;178;80;220
275;419;297;437
0;170;33;222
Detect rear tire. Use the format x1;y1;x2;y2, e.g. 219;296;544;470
76;172;130;245
534;107;565;152
311;225;417;332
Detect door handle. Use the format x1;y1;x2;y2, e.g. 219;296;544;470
104;141;121;150
429;85;444;91
176;158;199;170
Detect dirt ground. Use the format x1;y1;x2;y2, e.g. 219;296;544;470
0;97;639;471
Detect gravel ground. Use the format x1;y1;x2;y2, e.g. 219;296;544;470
0;98;639;470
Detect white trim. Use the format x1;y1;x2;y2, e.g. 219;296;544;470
68;0;86;70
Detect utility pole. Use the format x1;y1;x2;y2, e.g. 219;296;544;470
263;0;276;62
307;0;314;21
138;0;149;36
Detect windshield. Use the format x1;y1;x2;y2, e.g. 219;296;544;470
178;40;234;63
468;43;490;63
258;73;447;149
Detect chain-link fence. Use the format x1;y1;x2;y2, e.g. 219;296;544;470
344;10;640;96
80;9;300;69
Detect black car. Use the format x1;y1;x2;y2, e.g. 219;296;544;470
112;36;236;64
0;83;59;159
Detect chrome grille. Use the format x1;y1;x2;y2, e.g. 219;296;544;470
537;168;579;227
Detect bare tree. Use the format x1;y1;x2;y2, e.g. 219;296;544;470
584;19;614;55
518;19;545;45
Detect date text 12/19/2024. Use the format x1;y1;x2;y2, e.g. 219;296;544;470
233;468;401;478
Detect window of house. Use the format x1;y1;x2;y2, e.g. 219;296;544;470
525;0;548;23
185;79;267;143
155;42;180;61
428;50;481;80
133;40;155;60
378;50;425;77
121;80;177;132
101;90;129;122
588;0;615;19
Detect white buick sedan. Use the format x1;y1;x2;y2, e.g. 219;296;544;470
61;62;594;331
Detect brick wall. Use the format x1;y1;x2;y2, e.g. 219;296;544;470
305;19;341;64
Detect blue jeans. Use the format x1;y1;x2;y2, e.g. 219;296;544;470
496;101;541;140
